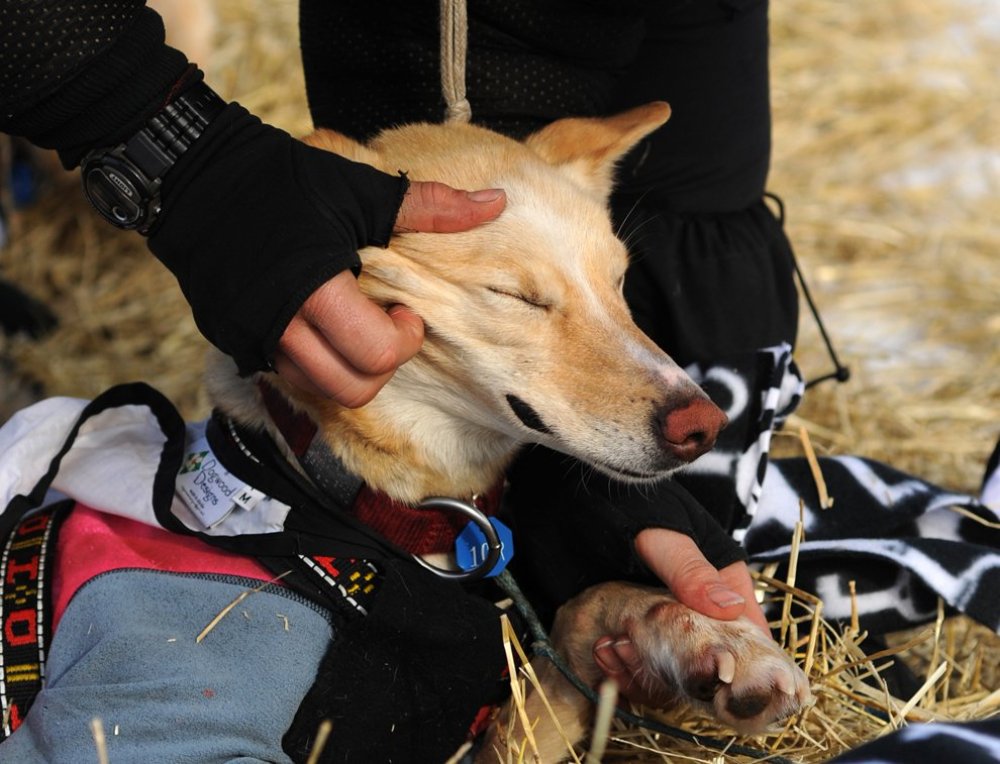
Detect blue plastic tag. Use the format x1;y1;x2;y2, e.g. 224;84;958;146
455;517;514;578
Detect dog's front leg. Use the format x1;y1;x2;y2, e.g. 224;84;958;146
480;581;811;763
478;649;596;763
478;584;689;764
551;581;811;734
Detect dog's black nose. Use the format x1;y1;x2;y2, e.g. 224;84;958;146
660;398;727;462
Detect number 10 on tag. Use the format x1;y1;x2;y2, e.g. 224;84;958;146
455;517;514;577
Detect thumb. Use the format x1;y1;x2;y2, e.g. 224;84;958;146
394;180;505;234
635;528;748;621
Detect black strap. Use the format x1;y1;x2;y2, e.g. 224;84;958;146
254;552;383;626
124;80;226;181
765;192;851;389
0;383;186;543
191;413;416;563
0;500;70;739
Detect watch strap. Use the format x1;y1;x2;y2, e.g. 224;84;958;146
81;80;226;232
124;80;226;180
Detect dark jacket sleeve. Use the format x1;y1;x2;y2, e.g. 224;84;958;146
505;445;746;622
145;104;408;373
0;4;189;167
1;3;408;373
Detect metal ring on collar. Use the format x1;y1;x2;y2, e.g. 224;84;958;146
410;496;501;582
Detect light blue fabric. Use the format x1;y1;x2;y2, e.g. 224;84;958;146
0;570;333;763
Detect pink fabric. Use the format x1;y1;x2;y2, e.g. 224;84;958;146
53;503;274;631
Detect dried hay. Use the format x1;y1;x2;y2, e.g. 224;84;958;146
1;0;998;760
768;0;1000;492
492;547;1000;763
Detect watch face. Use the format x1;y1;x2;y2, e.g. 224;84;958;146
82;155;152;230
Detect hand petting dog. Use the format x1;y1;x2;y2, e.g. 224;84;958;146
595;528;770;706
274;182;507;406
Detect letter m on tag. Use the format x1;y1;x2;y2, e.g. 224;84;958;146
232;485;266;511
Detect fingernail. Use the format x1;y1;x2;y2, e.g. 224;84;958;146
467;188;504;203
708;585;745;609
386;304;411;320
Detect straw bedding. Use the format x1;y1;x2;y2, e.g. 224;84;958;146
0;0;997;760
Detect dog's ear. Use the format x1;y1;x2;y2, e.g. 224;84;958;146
525;102;671;199
302;128;381;166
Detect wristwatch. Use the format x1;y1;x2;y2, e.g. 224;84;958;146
81;81;226;234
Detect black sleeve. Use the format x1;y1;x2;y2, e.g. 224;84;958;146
0;4;189;168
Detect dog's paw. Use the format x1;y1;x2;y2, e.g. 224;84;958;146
631;598;811;734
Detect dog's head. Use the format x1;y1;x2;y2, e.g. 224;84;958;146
291;104;725;489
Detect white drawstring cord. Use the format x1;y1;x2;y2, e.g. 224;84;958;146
440;0;472;123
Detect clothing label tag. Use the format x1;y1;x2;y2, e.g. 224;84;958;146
455;517;514;578
230;484;267;510
176;435;266;529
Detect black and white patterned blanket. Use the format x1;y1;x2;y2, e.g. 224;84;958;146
830;719;1000;764
686;343;1000;633
682;344;1000;763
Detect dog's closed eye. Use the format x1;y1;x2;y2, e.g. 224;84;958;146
487;286;551;310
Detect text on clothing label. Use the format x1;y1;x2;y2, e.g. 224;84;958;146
176;435;267;529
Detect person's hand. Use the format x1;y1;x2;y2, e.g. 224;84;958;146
592;527;769;706
635;528;767;629
273;182;505;406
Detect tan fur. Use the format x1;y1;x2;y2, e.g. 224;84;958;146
525;102;672;198
295;109;701;500
484;585;810;760
207;103;809;761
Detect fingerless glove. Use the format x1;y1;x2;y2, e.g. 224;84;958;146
146;103;407;373
505;445;746;621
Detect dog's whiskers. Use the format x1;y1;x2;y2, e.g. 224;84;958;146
618;211;662;258
614;192;651;241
